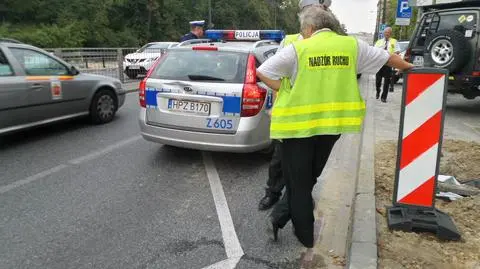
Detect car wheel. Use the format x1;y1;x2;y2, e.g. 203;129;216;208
423;30;470;73
126;70;138;79
90;89;117;124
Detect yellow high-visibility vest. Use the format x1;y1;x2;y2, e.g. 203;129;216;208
270;31;365;139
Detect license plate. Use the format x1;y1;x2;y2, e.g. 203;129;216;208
129;65;140;70
413;56;424;67
168;99;211;115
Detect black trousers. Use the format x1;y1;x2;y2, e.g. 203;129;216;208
376;65;392;100
270;135;340;248
265;140;285;197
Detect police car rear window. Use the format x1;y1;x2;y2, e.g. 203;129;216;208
150;50;247;83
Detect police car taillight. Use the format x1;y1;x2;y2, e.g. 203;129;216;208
139;53;166;108
241;54;266;117
139;79;146;107
205;30;285;42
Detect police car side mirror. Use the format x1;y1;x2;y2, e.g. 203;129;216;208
69;66;80;75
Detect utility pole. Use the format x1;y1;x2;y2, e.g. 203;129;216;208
208;0;213;28
274;0;277;29
382;0;387;24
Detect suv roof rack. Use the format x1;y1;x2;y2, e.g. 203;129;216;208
0;38;23;44
252;40;278;48
177;39;215;46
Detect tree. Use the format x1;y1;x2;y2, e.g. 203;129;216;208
0;0;301;47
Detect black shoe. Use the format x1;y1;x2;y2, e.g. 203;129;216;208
258;195;279;211
376;92;380;99
389;88;394;92
381;98;387;103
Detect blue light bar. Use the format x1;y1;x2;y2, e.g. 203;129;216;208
205;30;285;42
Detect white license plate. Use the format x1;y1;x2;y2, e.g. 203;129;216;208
413;56;424;67
168;99;211;115
129;65;141;70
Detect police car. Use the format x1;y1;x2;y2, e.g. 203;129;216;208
138;30;283;153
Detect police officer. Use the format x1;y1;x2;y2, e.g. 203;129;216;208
375;27;401;102
258;0;343;212
257;6;413;250
180;20;205;42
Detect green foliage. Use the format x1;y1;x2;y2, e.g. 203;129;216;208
0;0;301;48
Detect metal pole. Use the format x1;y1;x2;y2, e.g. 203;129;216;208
208;0;212;28
382;0;387;24
274;0;277;29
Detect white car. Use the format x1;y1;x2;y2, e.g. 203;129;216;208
124;42;178;79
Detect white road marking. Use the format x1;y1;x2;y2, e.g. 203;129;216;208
69;136;142;165
0;164;68;194
1;136;142;194
201;257;242;269
202;152;244;268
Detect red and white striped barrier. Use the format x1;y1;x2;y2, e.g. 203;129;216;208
393;71;447;208
388;68;460;241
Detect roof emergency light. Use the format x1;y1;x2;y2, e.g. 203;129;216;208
205;30;285;42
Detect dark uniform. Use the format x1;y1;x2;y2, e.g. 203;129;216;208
180;32;199;42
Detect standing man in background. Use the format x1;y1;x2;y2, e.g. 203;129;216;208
180;20;205;42
258;0;342;211
374;27;400;103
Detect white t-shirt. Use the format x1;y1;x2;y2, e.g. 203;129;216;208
258;29;390;85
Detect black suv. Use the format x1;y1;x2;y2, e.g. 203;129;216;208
408;1;480;99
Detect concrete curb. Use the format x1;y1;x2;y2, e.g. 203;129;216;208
347;76;377;269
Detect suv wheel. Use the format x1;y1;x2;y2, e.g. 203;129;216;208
424;30;470;73
90;89;117;124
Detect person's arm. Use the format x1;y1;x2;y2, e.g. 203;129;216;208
257;72;281;90
257;44;296;91
386;53;414;71
356;39;412;74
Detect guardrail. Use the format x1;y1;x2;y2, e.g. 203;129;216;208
44;48;166;83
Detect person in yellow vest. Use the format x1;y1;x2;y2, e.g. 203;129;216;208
257;6;413;250
374;27;401;102
258;0;339;211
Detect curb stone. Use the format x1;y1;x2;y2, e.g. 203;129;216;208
347;75;377;269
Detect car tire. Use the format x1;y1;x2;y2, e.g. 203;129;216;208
126;70;138;79
423;30;470;73
90;89;118;124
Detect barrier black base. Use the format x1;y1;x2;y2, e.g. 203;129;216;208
387;206;461;241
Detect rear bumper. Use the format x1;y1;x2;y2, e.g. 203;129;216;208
138;108;271;153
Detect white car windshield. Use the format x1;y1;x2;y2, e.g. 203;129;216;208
137;44;171;53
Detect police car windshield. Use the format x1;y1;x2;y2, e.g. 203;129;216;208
150;50;247;83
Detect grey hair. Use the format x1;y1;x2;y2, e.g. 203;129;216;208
298;5;340;33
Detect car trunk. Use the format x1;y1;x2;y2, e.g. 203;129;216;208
144;49;248;134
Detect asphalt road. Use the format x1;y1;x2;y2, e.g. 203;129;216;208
0;93;304;269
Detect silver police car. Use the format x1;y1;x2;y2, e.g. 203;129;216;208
0;39;126;135
138;30;283;153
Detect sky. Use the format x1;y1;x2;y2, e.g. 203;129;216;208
329;0;379;33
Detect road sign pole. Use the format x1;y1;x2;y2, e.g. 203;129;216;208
387;68;461;241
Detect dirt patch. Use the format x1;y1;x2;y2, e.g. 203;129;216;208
375;140;480;269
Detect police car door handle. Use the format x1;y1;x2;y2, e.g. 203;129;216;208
30;83;43;91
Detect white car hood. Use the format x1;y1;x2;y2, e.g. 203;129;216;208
125;52;162;60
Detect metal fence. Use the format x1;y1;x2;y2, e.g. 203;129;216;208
45;48;167;83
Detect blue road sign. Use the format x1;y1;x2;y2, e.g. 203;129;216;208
397;0;412;19
378;24;387;39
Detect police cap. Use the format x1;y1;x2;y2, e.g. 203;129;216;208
189;20;205;27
